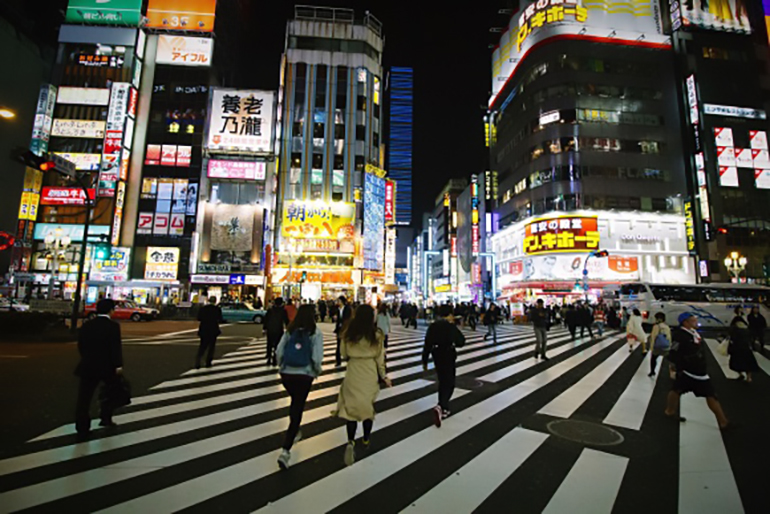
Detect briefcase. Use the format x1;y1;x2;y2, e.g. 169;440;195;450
99;376;132;410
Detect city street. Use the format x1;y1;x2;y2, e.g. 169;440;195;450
0;321;768;513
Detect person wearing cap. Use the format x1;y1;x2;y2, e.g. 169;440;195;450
665;312;731;429
74;298;124;439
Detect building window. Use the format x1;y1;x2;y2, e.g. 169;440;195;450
354;155;365;171
291;153;302;168
334;155;344;170
312;153;323;170
356;125;366;141
311;168;323;184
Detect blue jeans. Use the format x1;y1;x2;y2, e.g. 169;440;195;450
594;321;605;337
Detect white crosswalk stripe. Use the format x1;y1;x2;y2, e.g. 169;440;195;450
0;322;763;513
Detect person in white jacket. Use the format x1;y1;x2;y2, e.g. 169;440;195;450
626;309;647;353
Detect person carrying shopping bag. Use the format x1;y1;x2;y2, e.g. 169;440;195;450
648;312;672;377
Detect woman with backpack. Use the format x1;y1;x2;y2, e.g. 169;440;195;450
648;312;671;377
276;304;325;470
333;304;392;466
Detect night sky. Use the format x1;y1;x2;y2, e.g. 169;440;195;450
17;0;505;221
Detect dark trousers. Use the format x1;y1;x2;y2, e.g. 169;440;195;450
266;332;282;365
336;335;342;366
650;354;660;374
580;324;593;338
75;374;118;434
468;317;476;330
407;317;417;329
568;324;577;340
435;360;456;411
346;419;373;442
197;335;217;367
281;374;314;450
383;335;389;348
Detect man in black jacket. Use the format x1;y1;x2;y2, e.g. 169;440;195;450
530;299;551;360
196;296;224;369
665;312;731;429
423;304;466;428
74;299;123;438
334;296;352;366
264;297;289;366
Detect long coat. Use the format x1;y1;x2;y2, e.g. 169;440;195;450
333;331;386;422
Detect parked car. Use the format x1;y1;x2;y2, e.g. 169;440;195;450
220;302;266;323
84;300;159;322
0;298;29;312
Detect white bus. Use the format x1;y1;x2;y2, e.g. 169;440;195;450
618;282;770;329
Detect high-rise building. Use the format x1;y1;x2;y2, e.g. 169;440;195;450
273;6;385;301
386;66;414;226
488;1;695;301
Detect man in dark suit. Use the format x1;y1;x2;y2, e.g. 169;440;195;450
75;298;123;438
197;296;224;369
264;297;289;366
335;296;352;366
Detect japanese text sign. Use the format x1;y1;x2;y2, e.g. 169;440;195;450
384;179;395;224
145;247;180;281
207;89;275;154
40;187;95;206
146;0;217;32
282;201;356;245
207;160;266;180
156;35;213;66
523;216;599;255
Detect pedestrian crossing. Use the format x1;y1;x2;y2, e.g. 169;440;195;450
0;321;767;513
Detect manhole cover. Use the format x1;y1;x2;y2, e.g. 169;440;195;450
547;420;624;446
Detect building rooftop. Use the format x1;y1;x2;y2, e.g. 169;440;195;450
294;5;382;37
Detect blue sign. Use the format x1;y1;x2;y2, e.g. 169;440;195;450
229;274;246;285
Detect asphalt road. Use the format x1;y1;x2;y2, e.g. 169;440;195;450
0;321;264;453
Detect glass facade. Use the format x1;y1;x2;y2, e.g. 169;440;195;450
386;67;413;225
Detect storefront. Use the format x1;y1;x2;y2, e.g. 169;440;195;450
492;210;696;305
191;273;266;305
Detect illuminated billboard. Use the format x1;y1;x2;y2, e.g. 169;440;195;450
65;0;142;26
282;201;356;246
156;36;213;66
363;173;386;271
523;216;600;255
146;0;217;32
671;0;751;33
206;89;275;154
491;0;669;104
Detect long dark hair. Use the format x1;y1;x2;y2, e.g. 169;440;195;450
288;304;317;335
344;304;378;345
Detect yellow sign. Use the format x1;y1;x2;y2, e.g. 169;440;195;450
684;201;696;253
517;0;588;51
282;201;356;242
365;163;387;178
523;215;600;255
18;192;40;221
145;247;180;281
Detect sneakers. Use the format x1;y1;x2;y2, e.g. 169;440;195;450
277;449;291;470
441;409;451;420
294;430;303;445
344;441;356;466
433;405;442;428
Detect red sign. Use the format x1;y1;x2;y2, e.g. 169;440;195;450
104;130;123;155
128;87;138;118
608;256;639;274
451;236;457;257
384;179;395;223
161;145;177;166
145;144;161;165
0;231;14;252
40;187;95;206
177;146;192;167
137;212;154;234
524;216;600;255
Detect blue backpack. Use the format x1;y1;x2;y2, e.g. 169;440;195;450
654;332;670;350
283;329;313;368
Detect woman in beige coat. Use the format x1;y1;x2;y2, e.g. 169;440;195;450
333;304;392;466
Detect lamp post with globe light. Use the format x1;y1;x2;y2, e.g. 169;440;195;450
724;252;748;282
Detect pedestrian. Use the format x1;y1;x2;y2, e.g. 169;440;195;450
578;304;594;339
648;312;672;377
276;304;325;470
264;297;289;366
318;299;328;322
399;302;408;326
335;296;353;367
422;304;466;427
467;304;478;331
626;308;646;353
74;299;124;439
665;312;731;430
529;299;550;360
376;303;392;348
593;304;606;337
196;296;224;369
408;303;419;329
333;305;392;466
728;317;760;382
607;307;619;330
747;305;767;350
620;307;629;330
285;298;297;323
253;296;264;310
565;304;578;340
483;303;499;343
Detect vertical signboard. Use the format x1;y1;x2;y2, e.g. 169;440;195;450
206;89;275;154
384;179;396;225
98;83;130;197
30;85;57;156
471;175;480;256
363;173;386;271
385;227;396;285
684;201;696;254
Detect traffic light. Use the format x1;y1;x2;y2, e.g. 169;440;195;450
14;148;56;172
594;250;610;258
93;243;111;261
717;226;729;235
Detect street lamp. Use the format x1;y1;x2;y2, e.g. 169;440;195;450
44;228;71;300
0;108;16;119
281;241;303;299
583;249;610;302
724;252;748;282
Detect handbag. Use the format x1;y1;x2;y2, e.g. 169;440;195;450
99;375;132;410
717;338;730;357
